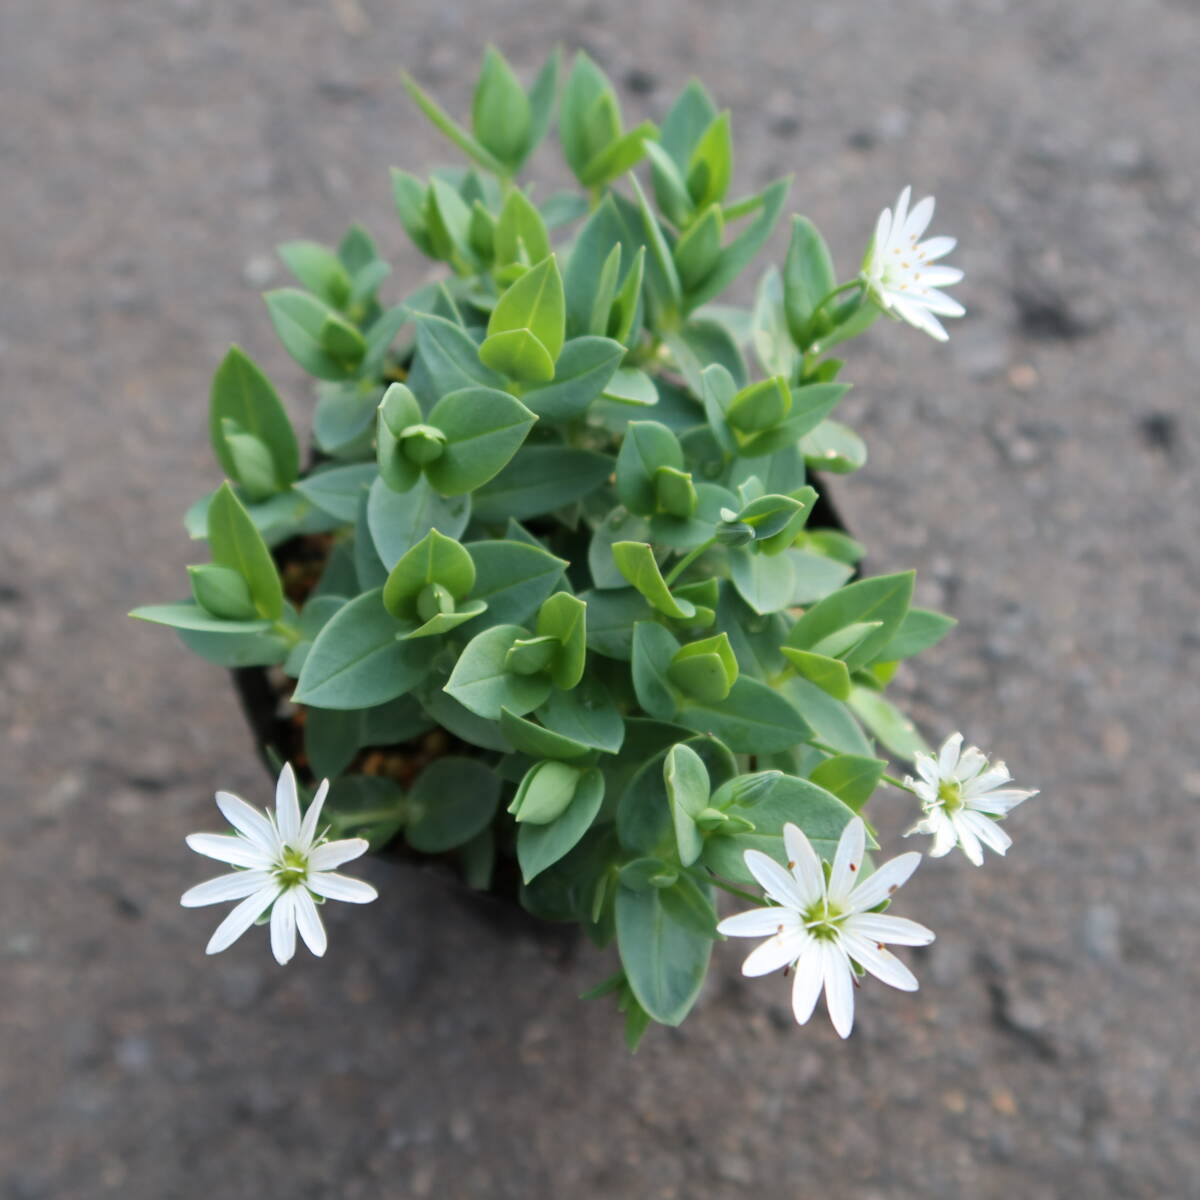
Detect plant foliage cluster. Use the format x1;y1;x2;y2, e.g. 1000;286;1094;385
136;48;956;1045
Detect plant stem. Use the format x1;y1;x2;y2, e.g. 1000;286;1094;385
665;537;717;586
690;870;762;908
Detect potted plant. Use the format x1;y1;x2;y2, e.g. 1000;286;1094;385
133;48;1036;1047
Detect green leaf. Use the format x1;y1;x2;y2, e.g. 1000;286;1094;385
702;775;855;883
173;624;290;668
509;760;581;824
847;687;931;762
729;548;796;616
626;178;682;322
563;196;638;337
292;464;377;523
659;79;718;170
444;624;553;720
382;529;475;618
742;384;850;456
789;549;856;605
668;632;738;703
664;743;710;866
559;51;616;177
494;187;551;266
470;446;613;522
582;587;655;660
187;564;258;621
499;708;594;760
464;539;567;628
686;111;732;209
538;678;625;753
632;621;682;720
207;482;283;620
783;215;837;345
293;590;433;709
521;337;625;421
277;240;351;309
209;347;299;489
616;421;684;516
579;121;657;188
537;592;587;690
808;754;886;813
128;602;271;634
677;676;810;754
472;46;532;168
788;571;914;669
588;508;653;590
612;542;695;620
401;73;506;174
645;139;694;227
421;687;512;752
413;314;505;397
685;175;791;312
423;387;537;495
406;757;501;853
518;768;605;882
783;676;873;757
877;608;957;661
800;418;867;474
602;373;656;417
781;646;852;700
265;289;360;380
366;475;470;569
616;876;714;1025
480;255;566;381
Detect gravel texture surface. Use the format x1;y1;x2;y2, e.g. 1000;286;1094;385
3;1;1198;1196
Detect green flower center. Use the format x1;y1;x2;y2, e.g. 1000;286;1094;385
937;779;964;814
803;900;845;941
274;846;309;888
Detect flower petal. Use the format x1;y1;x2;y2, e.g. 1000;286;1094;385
185;832;273;869
847;851;922;911
960;809;1012;856
308;838;370;873
844;912;935;946
822;942;856;1039
827;818;866;906
915;755;940;787
902;194;935;244
790;940;824;1026
954;747;988;782
274;764;301;845
741;930;807;978
967;787;1036;815
181;868;274;908
270;889;297;964
214;792;278;855
890;294;950;340
916;235;956;261
963;764;1013;797
293;888;328;958
891;187;912;243
306;872;378;904
743;849;810;911
938;732;964;777
916;287;965;317
205;884;280;955
951;812;984;865
916;265;964;288
841;930;919;991
298;778;330;851
718;906;801;939
783;823;826;907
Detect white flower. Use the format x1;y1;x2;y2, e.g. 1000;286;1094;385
861;186;964;341
716;818;934;1038
181;763;377;965
904;732;1038;865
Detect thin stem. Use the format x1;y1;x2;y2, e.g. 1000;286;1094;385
690;870;763;908
665;536;717;586
812;279;862;317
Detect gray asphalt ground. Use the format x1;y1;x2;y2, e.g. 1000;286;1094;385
3;1;1199;1196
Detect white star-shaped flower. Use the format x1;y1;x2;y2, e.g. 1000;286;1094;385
716;818;934;1038
861;185;964;341
904;732;1038;865
181;763;377;964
